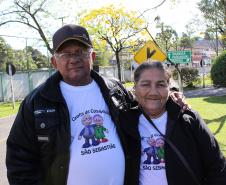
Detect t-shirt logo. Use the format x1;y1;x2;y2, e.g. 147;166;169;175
78;114;109;148
142;136;165;165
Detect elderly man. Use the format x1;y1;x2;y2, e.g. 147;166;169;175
6;24;135;185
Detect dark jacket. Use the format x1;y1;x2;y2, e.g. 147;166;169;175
6;70;134;185
120;98;226;185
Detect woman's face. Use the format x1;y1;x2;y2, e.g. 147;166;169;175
134;68;170;118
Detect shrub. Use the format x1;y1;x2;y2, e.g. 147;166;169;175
173;67;199;87
211;51;226;87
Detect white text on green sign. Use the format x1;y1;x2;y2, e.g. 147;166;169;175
167;50;192;64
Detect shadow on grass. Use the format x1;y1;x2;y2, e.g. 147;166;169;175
203;95;226;104
204;115;226;135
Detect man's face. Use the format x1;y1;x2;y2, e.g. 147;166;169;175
51;41;96;86
134;68;170;118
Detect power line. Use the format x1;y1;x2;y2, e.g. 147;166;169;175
0;34;44;40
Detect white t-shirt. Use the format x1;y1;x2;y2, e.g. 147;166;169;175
60;80;125;185
138;111;168;185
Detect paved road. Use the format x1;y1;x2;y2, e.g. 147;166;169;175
0;115;15;185
184;87;226;98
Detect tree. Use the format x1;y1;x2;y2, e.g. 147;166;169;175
79;5;148;81
27;46;49;68
211;50;226;87
198;0;225;49
155;18;178;52
0;0;53;54
173;67;199;87
179;33;194;50
13;49;29;71
0;37;14;71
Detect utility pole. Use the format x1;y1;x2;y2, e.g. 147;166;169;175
57;16;67;26
25;38;29;70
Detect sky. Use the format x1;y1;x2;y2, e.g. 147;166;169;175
0;0;205;52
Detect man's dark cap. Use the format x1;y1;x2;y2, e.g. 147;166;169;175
52;24;93;52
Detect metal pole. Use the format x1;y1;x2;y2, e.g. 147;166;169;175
9;65;15;109
25;38;29;70
202;64;205;88
177;64;183;93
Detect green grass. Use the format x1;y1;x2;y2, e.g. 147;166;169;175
187;95;226;156
124;82;134;88
0;102;21;118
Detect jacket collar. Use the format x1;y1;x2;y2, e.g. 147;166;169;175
120;106;142;140
166;97;182;120
165;97;182;138
39;70;120;103
39;71;64;103
122;97;182;140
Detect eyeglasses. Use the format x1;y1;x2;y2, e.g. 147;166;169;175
55;50;92;61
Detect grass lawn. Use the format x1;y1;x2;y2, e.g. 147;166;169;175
187;95;226;156
0;102;21;118
124;82;134;88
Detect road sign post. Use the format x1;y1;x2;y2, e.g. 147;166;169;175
6;63;16;109
177;65;183;92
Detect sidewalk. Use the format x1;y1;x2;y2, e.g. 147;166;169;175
184;87;226;98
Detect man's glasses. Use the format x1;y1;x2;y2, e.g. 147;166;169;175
55;50;92;61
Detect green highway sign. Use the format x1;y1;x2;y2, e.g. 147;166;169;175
167;50;192;64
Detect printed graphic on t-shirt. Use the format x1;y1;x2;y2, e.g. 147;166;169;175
78;113;109;148
71;109;116;156
141;134;165;171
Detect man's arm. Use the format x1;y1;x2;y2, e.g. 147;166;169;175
6;99;43;185
169;88;191;111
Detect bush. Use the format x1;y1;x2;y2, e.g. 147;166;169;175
173;67;199;87
211;51;226;87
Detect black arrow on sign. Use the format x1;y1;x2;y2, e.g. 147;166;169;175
147;47;156;59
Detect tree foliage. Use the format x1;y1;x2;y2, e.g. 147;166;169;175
173;67;199;87
0;37;14;71
179;33;194;50
198;0;225;48
0;0;53;54
0;36;49;71
154;17;178;52
27;46;49;68
79;5;148;81
211;50;226;87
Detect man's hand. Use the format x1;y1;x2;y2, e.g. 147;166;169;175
170;91;191;112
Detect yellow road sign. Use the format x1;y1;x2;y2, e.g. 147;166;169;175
134;40;167;64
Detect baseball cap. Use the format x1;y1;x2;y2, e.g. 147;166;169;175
52;24;93;52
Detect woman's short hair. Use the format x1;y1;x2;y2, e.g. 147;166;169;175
134;61;171;83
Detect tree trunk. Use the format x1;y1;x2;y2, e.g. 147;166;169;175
115;52;122;81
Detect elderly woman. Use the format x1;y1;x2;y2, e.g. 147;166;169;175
120;62;226;185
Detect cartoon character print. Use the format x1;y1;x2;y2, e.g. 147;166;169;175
142;136;160;165
93;114;109;143
156;138;165;163
78;114;99;148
